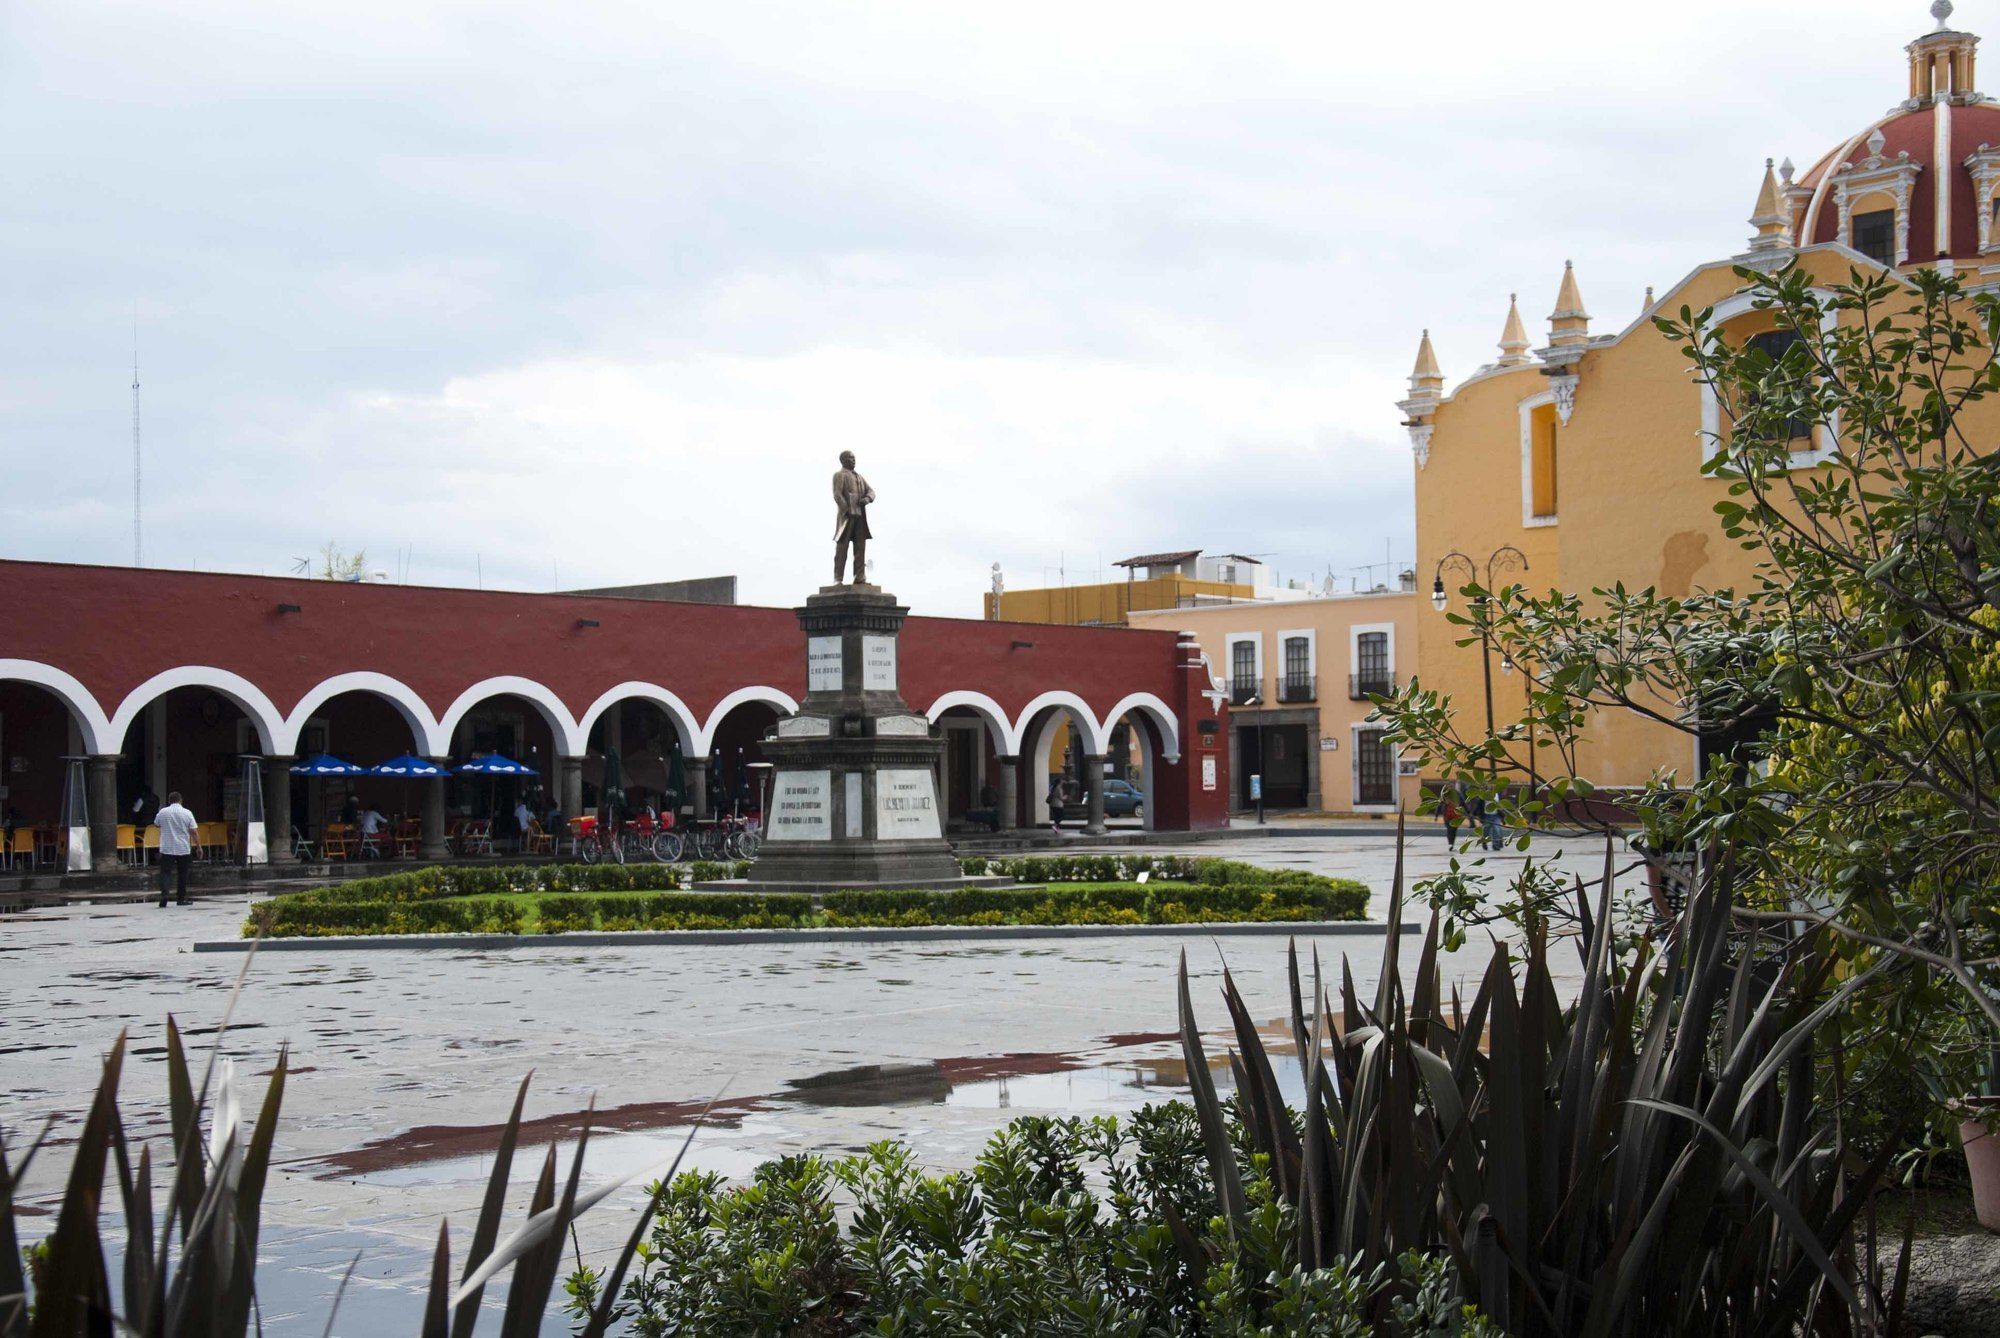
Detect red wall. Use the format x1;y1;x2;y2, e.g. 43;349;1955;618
1;560;1230;831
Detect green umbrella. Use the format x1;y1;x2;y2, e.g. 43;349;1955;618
664;745;686;812
602;744;626;820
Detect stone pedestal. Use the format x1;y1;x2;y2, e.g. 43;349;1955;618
734;585;967;890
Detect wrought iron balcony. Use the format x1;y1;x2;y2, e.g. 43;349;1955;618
1229;679;1262;706
1278;675;1316;703
1349;671;1397;700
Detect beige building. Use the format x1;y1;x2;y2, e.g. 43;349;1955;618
987;549;1287;626
1130;587;1420;814
1401;7;2000;793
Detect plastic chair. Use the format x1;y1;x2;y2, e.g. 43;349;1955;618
5;828;33;871
523;820;554;855
116;825;139;866
291;826;317;861
139;827;161;867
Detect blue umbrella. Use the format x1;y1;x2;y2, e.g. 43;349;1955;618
291;754;369;776
371;754;452;777
458;753;539;776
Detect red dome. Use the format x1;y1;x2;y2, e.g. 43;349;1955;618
1793;100;2000;264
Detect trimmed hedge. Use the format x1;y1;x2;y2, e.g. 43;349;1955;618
823;881;1366;927
242;855;1369;938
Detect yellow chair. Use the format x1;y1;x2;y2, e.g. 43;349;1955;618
321;823;354;860
196;821;229;861
116;824;139;866
523;820;554;855
8;828;36;870
140;827;161;865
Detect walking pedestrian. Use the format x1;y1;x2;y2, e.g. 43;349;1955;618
1046;775;1065;832
1480;796;1504;851
1439;785;1464;845
155;792;197;907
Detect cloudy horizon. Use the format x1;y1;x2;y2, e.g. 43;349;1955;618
0;0;1937;615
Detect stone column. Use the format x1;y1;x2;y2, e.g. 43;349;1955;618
558;755;584;825
686;758;711;820
995;755;1018;832
87;755;119;872
1082;753;1108;835
420;761;452;861
265;757;297;863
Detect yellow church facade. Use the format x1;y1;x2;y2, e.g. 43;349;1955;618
1404;3;2000;793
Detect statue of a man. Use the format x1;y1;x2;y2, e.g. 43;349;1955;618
832;450;875;584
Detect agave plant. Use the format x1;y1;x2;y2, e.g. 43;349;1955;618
1177;830;1910;1335
0;947;699;1338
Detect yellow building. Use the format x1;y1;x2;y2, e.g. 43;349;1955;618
1130;587;1421;814
987;549;1273;626
1404;3;2000;792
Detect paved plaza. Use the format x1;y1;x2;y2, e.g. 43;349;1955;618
0;827;1638;1331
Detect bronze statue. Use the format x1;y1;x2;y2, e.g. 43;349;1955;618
832;450;874;584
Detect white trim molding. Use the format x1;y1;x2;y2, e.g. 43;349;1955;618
1347;622;1397;674
1348;722;1400;813
577;683;701;756
924;689;1012;753
109;667;286;756
283;671;447;757
1010;690;1103;759
439;676;585;759
1697;290;1840;471
695;686;799;756
0;659;117;754
1223;633;1263;703
1517;389;1560;529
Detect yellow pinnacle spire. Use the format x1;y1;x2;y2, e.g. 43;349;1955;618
1497;294;1534;366
1747;157;1792;252
1409;328;1444;396
1548;260;1591;349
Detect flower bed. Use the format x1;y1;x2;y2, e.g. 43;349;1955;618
242;857;1369;938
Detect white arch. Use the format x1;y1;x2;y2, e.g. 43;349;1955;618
696;686;798;755
1008;690;1105;757
578;683;701;755
109;666;286;755
923;690;1012;753
281;671;444;757
1099;692;1181;763
438;676;585;758
0;659;116;754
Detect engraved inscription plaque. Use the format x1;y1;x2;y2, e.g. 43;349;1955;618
807;637;843;692
875;715;930;737
874;768;941;841
843;772;864;839
861;634;897;691
770;770;833;841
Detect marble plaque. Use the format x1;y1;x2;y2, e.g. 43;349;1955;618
770;769;833;841
843;772;864;839
875;714;930;737
861;634;897;691
874;768;941;840
777;715;832;738
807;636;843;692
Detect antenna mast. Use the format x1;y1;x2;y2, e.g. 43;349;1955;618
131;318;142;566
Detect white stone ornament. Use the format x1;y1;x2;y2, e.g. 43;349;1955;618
1550;374;1579;426
1408;423;1434;469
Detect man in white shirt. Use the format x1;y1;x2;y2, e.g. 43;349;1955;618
514;799;534;851
155;792;197;908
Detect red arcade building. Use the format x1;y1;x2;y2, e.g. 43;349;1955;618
0;560;1231;873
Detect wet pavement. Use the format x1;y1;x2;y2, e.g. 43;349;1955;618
0;828;1636;1332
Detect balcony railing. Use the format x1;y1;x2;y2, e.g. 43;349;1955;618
1229;680;1261;706
1349;672;1397;700
1278;675;1316;703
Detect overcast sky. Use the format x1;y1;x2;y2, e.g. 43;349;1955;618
0;0;1941;615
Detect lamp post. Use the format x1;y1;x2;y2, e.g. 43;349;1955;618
1431;546;1529;792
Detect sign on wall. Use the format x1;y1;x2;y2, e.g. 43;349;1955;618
861;635;897;691
807;637;843;692
844;772;864;838
874;768;940;840
1201;757;1218;792
770;769;833;841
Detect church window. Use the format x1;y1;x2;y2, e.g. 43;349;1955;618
1529;402;1558;520
1746;331;1814;443
1852;208;1895;266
